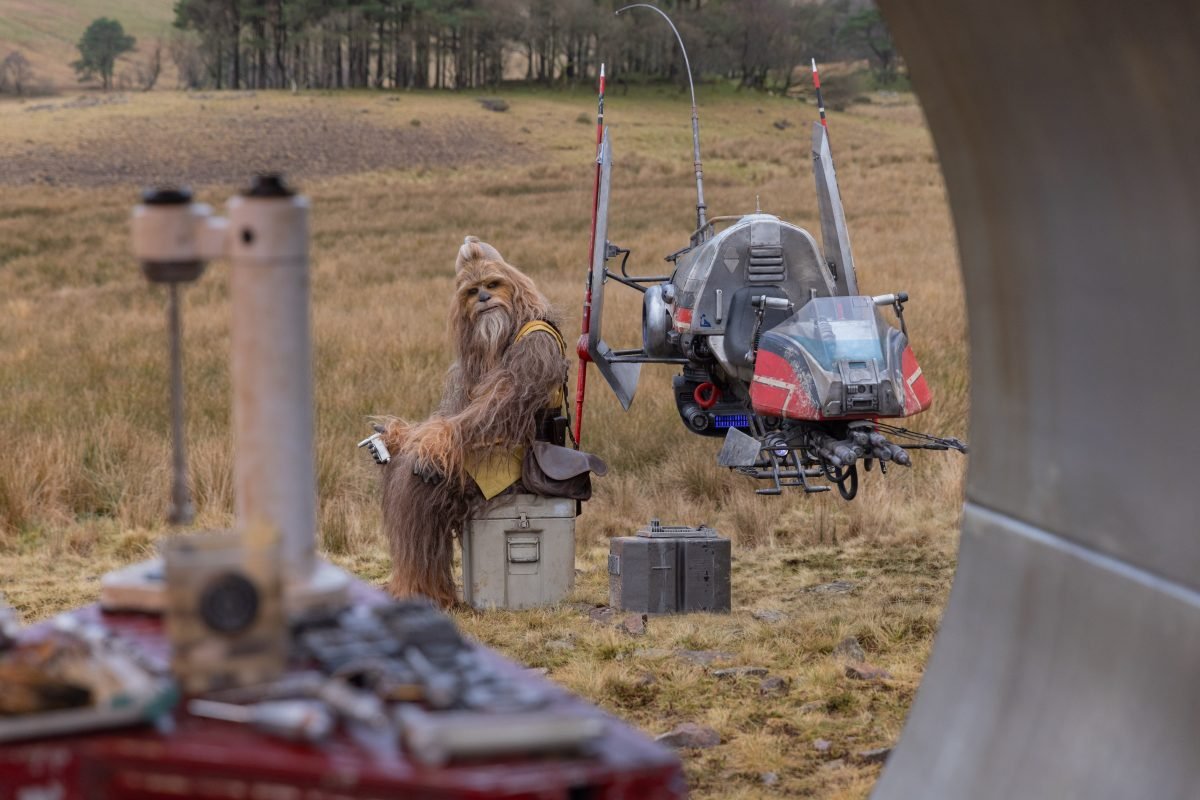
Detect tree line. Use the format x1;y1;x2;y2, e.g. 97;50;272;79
167;0;897;92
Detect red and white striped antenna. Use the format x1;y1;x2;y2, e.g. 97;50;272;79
811;58;828;133
572;62;606;448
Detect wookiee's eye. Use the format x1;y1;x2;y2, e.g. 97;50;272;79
466;287;478;296
487;281;500;290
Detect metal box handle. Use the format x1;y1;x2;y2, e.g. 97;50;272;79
507;537;540;564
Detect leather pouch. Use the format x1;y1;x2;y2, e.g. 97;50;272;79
521;441;608;501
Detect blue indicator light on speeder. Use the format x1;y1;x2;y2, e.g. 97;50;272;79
712;414;750;429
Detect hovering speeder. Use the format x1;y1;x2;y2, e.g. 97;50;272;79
576;7;965;499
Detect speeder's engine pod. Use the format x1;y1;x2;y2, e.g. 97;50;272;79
579;20;964;499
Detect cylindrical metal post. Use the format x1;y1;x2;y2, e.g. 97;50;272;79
131;187;212;529
227;175;316;581
166;282;194;525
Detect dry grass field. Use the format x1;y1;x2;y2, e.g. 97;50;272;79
0;84;967;798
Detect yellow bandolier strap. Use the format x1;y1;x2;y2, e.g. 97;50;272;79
515;320;568;409
467;320;568;499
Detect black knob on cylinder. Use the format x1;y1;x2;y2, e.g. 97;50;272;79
142;186;193;206
244;174;295;198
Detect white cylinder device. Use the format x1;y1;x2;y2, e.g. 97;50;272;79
227;176;316;580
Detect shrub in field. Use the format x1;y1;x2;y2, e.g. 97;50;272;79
1;51;34;97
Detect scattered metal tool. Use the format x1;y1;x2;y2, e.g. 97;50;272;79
315;678;389;729
0;595;21;651
396;705;605;767
292;600;550;714
200;671;388;729
187;698;335;743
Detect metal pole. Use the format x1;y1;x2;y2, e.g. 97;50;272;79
131;187;210;529
166;282;194;525
227;175;316;581
573;63;607;448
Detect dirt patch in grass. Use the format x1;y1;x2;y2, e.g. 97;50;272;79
1;103;526;187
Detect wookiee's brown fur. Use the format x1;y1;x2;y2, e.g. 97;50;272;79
379;237;567;607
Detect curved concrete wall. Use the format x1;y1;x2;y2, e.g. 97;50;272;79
872;2;1200;797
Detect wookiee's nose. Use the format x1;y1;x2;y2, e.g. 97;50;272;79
477;289;491;302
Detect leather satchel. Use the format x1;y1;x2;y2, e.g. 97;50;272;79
521;441;608;501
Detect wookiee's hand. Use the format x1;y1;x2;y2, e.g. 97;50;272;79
380;420;413;452
404;418;456;481
412;461;443;484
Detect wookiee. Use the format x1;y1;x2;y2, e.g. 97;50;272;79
378;236;569;608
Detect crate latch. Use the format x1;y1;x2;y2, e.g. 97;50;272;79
518;512;530;529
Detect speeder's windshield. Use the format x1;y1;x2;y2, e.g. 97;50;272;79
769;296;885;371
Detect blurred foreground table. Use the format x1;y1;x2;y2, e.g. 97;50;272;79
0;589;685;800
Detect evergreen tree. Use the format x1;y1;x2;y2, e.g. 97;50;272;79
73;18;137;90
160;0;898;92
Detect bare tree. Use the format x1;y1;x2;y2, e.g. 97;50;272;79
840;8;898;84
721;0;794;90
135;39;164;90
2;51;34;96
170;32;207;88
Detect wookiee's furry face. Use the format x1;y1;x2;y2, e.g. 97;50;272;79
455;263;517;353
452;238;550;367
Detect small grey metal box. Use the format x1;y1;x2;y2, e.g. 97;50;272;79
608;520;731;614
462;494;576;610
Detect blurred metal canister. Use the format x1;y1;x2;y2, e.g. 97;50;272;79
227;176;316;582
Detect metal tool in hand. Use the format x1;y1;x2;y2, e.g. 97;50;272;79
357;431;391;465
187;698;334;743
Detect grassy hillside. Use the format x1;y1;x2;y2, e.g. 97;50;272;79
0;86;966;798
0;0;175;90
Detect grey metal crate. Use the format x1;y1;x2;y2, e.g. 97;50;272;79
461;494;576;610
608;520;730;614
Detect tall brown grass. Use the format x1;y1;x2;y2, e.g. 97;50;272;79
0;87;966;798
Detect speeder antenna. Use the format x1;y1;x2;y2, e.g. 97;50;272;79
615;4;708;235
